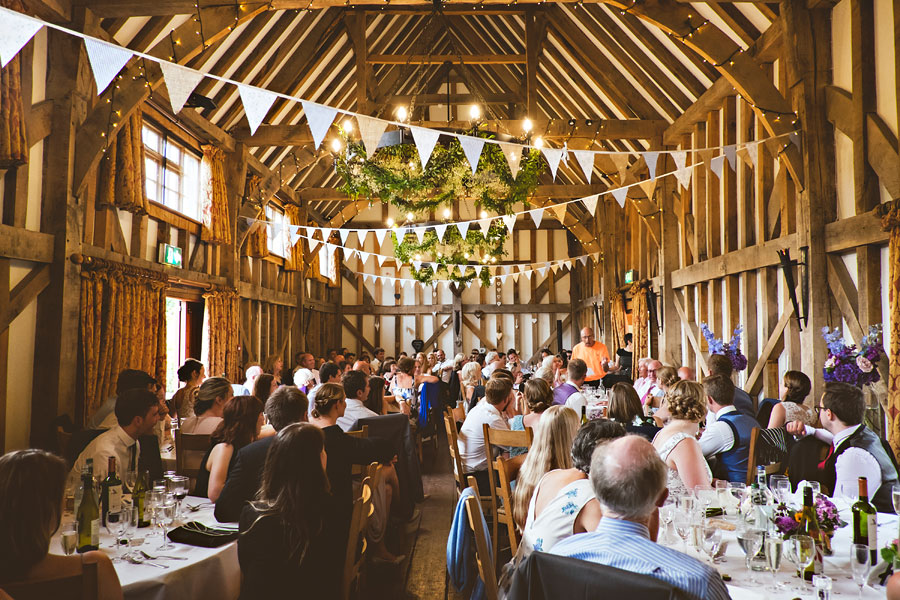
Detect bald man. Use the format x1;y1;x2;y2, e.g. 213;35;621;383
677;366;696;382
570;327;618;388
638;360;663;404
551;436;729;600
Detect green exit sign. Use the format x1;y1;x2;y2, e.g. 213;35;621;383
624;269;636;284
158;243;183;268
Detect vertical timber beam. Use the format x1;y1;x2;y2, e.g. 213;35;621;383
525;8;546;118
657;147;680;365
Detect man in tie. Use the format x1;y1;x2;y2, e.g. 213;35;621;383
787;381;899;512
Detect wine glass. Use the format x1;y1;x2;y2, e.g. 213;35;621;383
850;543;870;599
105;508;122;552
167;475;189;524
122;469;137;495
736;526;763;581
693;484;715;515
59;522;77;556
157;493;177;551
714;480;728;506
658;501;675;544
785;535;815;592
765;535;784;590
701;520;723;565
775;479;792;505
146;489;164;540
673;512;692;554
677;493;695;515
727;482;748;517
769;475;789;503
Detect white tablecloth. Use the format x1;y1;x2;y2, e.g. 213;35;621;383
53;496;240;600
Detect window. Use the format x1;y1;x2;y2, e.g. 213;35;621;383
143;123;202;221
265;204;290;257
164;297;204;397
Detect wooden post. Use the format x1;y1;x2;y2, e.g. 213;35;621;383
657;146;680;365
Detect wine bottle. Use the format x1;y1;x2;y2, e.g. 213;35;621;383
101;456;123;526
797;486;824;580
749;481;768;570
851;477;878;565
76;458;100;553
756;465;774;506
133;469;150;528
581;405;588;425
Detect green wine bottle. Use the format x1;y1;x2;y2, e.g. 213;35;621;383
76;459;100;553
133;469;150;528
798;486;824;580
101;456;123;527
581;405;588;425
852;477;878;565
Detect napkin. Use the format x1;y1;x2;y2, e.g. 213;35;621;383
167;521;239;547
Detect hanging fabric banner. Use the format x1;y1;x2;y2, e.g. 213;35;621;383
410;125;441;168
357;115;389;157
414;227;427;244
530;207;544;229
457;221;470;238
498;142;522;179
542;147;564;180
0;10;41;68
582;194;599;217
477;218;492;236
572;150;595;183
612;187;628;208
709;155;725;180
501;213;516;233
643;151;659;180
239;84;277;135
671;150;687;173
159;61;204;114
374;228;388;246
301;100;337;150
434;223;448;242
84;37;133;94
459;135;486;174
638;178;657;200
675;166;693;190
724;145;737;170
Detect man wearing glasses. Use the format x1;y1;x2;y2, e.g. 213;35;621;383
787;381;898;512
571;327;619;389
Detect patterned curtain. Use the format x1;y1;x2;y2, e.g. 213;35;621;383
203;288;241;382
201;144;231;245
630;282;649;374
80;259;167;422
0;0;28;168
878;201;900;457
97;111;147;214
609;292;627;356
245;175;269;258
283;203;304;271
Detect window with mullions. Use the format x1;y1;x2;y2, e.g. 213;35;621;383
265;204;290;258
143;123;202;221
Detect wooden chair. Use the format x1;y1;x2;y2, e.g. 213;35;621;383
465;476;500;600
346;426;369;477
342;476;374;600
483;425;533;565
174;430;212;483
444;409;493;513
745;427;783;484
493;455;524;559
1;560;98;600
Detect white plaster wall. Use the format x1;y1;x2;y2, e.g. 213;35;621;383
831;0;852;91
833;130;856;219
873;0;897;137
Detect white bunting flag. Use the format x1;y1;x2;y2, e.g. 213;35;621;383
550;203;567;224
530;207;544;229
612;187;628;208
414;227;426;244
572;150;595;183
709;155;725;180
724;145;737;170
357;115;389;158
305;236;315;252
358;251;371;265
644;151;659;179
345;248;356;260
374;228;388;246
413;260;422;271
477;218;492;237
538;266;548;277
638;178;657;200
457;221;470;238
550;262;560;274
611;153;631;181
578;255;588;266
301;101;337;150
675;166;693;190
0;10;42;68
410;126;441;168
789;132;800;150
320;227;333;242
239;84;277;135
288;226;301;248
672;150;687;173
542;148;564;180
747;141;759;169
458;136;486;174
500;274;508;284
84;38;133;94
159;61;204;114
501;214;516;233
377;254;387;267
524;270;533;281
434;223;448;242
498;143;522;179
581;194;599;217
474;265;483;277
338;229;351;245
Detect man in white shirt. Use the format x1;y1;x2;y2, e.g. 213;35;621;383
638;360;663;404
336;370;379;431
71;388;161;480
371;347;385;374
787;382;899;511
698;375;758;483
482;351;502;379
458;376;518;492
432;349;454;383
551;359;588;416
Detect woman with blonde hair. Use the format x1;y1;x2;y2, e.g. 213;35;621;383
508;378;554;457
767;370;817;428
512;405;580;528
263;355;283;385
651;380;712;496
460;361;484;412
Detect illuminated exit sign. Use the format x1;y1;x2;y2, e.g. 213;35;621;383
158;243;183;268
624;269;636;284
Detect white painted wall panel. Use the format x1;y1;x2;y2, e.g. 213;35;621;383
873;0;897;136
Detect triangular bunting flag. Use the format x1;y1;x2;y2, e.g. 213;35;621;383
709;155;725;180
500;274;508;284
498;142;522;179
301;100;337;150
339;229;351;245
672;150;687;173
288;227;301;247
643;151;659;179
358;251;370;265
550;203;567;224
374;228;388;246
501;214;516;233
572;150;595;183
413;260;422;271
538;266;548;277
414;227;426;244
675;167;693;190
159;61;204;114
410;126;441;168
345;248;356;260
474;265;483;277
434;223;448;242
698;149;715;168
542;148;564;180
581;194;599;217
747;141;759;169
377;254;387;267
84;37;133;94
789;132;800;149
612;187;628;208
611;153;631;181
477;218;492;236
238;84;277;135
319;227;332;241
357;115;389;158
550;262;560;274
457;221;470;238
530;208;544;229
524;270;533;281
724;145;737;170
458;136;486;174
0;10;42;68
638;178;657;200
578;255;588;266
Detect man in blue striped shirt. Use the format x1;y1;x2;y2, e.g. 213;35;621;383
550;436;731;600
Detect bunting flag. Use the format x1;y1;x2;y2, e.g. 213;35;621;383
357;115;389;158
724;145;737;170
524;270;533;281
644;151;659;179
498;142;522;179
459;136;486;174
358;250;371;265
789;132;800;149
578;255;588;266
319;227;333;241
374;228;389;246
239;84;277;135
159;61;204;114
550;203;567;224
672;150;687;173
338;229;351;245
345;247;356;260
572;150;595;183
477;218;492;236
289;227;301;247
530;207;544;229
0;10;42;68
709;155;725;180
611;153;631;181
412;260;422;271
582;194;599;216
538;266;548;277
301;100;337;150
84;37;133;94
612;187;628;208
410;126;441;168
474;265;483;277
542;148;564;180
638;178;657;200
457;221;470;238
747;141;759;169
434;223;448;242
501;213;516;233
675;166;693;190
376;254;387;267
414;227;427;244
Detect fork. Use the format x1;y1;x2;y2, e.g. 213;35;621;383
140;550;187;561
125;554;169;569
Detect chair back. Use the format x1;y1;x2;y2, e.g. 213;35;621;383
174;430;212;482
342;476;373;600
493;455;522;557
1;559;98;600
483;425;532;564
444;408;468;494
464;476;499;600
756;398;780;427
346;426;368;477
746;427;783;484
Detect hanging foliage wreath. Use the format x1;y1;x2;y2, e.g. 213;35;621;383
333;130;545;285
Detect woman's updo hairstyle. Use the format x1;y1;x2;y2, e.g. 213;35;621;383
177;358;203;383
656;366;680;388
193;376;231;416
665;380;707;422
783;370;811;405
397;356;416;376
524;378;553;413
310;383;345;419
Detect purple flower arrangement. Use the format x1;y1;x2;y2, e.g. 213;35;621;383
772;495;845;555
821;324;885;388
700;323;748;372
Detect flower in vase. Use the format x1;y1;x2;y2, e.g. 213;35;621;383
856;355;874;373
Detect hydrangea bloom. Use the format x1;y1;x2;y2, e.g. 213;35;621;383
701;323;748;372
822;325;884;388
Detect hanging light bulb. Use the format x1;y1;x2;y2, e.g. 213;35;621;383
534;136;544;149
443;208;452;219
480;210;488;219
386;217;394;227
343;119;354;133
464;252;470;259
469;104;481;120
408;160;416;169
523;118;533;133
406;212;414;221
395;106;408;121
330;138;342;152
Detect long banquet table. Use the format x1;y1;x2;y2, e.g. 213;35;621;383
52;497;240;600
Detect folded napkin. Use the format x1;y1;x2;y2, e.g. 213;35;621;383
167;521;239;547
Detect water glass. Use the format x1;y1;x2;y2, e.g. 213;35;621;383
736;526;763;578
765;536;784;590
146;489;164;539
769;475;789;503
157;493;177;551
673;513;691;554
658;502;675;544
786;535;815;591
850;543;870;599
694;484;716;513
166;475;189;523
701;520;723;565
812;574;832;600
59;522;77;556
727;482;748;516
105;508;122;550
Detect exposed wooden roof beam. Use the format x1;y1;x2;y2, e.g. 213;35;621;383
366;54;526;64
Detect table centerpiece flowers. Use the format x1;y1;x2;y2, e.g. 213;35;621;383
772;493;846;555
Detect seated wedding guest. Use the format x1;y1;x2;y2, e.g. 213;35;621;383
171;359;205;420
767;370;817;429
253;373;277;405
518;420;625;557
353;360;372;376
196;395;263;502
607;382;659;441
297;353;319;386
611;333;633;378
459;377;518;492
0;450;122;600
379;359;397;381
390;356;439;408
550;436;730;600
707;353;754;418
639;360;662;405
460;361;485;412
533;366;554;387
482;351;502;379
90;369;157;429
551;359;588;415
337;371;380;432
320;362;341;384
645;366;679;419
371;347;385;374
263;354;284;385
366;376;410;416
180;376;231;434
292;368;316;394
699;375;758;482
71;388;161;480
787;382;899;510
677;366;696;382
633;358;652;400
512;406;580;528
215;387;308;522
241;364;262;396
238;423;341;600
509;378;554;457
651;381;711;496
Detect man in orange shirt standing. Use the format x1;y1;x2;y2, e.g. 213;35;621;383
571;327;618;388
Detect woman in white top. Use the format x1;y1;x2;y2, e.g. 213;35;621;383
652;381;712;497
180;377;230;435
767;370;818;428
